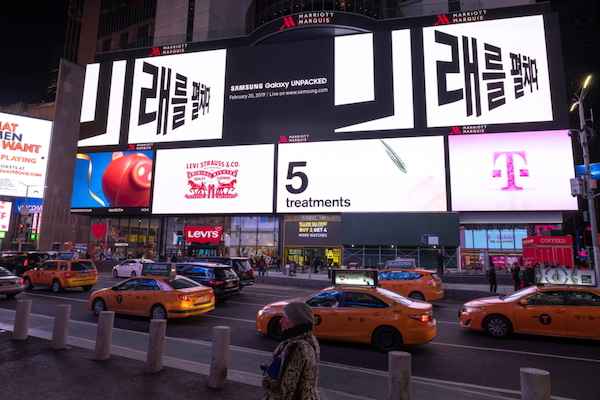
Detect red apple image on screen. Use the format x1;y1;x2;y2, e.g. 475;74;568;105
102;153;152;207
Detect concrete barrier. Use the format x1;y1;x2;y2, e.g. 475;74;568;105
51;304;71;350
388;351;412;400
146;319;167;373
207;326;231;389
12;299;32;341
520;368;551;400
94;311;114;360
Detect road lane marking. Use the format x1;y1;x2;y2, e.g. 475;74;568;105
431;341;600;364
227;300;267;307
202;314;256;323
23;293;89;303
436;320;459;325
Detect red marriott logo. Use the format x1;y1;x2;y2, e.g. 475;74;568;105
279;15;297;31
434;14;450;25
184;226;223;244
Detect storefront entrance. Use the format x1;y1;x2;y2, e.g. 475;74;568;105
284;247;342;270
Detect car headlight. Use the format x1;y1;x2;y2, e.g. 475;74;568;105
462;306;482;313
257;308;266;317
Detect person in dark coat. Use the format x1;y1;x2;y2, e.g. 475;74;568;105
487;265;497;293
510;264;521;291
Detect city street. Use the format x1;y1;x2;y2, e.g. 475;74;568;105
1;275;598;400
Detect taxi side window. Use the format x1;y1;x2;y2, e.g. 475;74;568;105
379;271;422;281
527;291;566;306
135;279;160;291
340;292;388;308
306;291;342;308
44;262;58;271
564;291;600;306
114;279;140;291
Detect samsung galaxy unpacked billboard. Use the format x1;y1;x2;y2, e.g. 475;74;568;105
0;112;51;198
277;136;447;212
152;144;275;214
449;130;577;211
424;15;553;127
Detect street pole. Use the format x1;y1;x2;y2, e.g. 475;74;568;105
577;94;600;285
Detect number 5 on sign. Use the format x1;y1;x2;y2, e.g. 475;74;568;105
285;162;308;194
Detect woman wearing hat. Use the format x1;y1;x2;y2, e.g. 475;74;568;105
262;302;320;400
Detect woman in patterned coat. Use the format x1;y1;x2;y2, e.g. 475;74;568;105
262;302;320;400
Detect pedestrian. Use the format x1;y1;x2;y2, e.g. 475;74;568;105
510;263;521;291
262;302;320;400
171;253;178;263
487;265;497;293
258;256;267;279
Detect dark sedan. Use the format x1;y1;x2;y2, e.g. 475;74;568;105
175;262;240;300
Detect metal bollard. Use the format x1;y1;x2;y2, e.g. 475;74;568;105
207;326;231;389
12;299;32;341
94;311;114;361
388;351;412;400
51;304;71;350
145;319;167;373
520;368;551;400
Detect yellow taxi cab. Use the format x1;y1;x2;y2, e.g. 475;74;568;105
256;270;437;351
459;285;600;340
378;269;444;301
23;259;98;293
89;262;215;320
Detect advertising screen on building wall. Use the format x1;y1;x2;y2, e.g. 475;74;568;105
423;15;553;127
277;137;447;213
70;150;154;213
0;201;12;231
449;130;577;211
0;112;52;198
152;144;275;214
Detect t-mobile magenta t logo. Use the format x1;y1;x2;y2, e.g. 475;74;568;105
492;151;529;191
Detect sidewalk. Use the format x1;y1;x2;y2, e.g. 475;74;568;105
0;308;531;400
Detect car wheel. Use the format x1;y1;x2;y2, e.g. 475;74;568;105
112;269;118;278
267;317;283;341
82;285;93;292
131;271;137;277
92;298;106;316
484;315;512;338
24;278;33;291
150;304;167;320
51;280;62;293
372;326;403;352
408;292;426;301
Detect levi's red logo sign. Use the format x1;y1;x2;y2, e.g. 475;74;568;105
184;226;223;244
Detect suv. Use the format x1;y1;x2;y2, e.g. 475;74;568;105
194;257;255;287
176;262;240;300
23;259;98;293
0;251;55;276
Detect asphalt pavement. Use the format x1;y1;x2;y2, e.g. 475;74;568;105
0;275;598;399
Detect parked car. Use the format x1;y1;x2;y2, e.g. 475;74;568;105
23;259;98;293
112;258;154;278
0;266;25;299
176;262;240;300
0;251;55;276
194;256;255;287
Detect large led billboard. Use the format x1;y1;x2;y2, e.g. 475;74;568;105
277;137;447;212
449;130;577;211
71;150;154;213
424;15;553;127
152;144;275;214
0;112;52;198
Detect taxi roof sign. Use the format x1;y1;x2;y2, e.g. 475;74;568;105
142;262;176;279
331;269;378;287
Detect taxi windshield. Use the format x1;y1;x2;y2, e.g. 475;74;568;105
501;286;538;301
376;288;412;305
168;277;201;289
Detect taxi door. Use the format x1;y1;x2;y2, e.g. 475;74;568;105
563;291;600;339
131;279;162;315
337;291;387;341
40;261;59;286
514;291;568;336
110;279;141;314
306;290;345;340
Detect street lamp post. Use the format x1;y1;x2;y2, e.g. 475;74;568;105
572;74;600;285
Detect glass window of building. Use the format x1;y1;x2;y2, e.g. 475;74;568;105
487;229;501;249
473;230;487;249
515;229;528;249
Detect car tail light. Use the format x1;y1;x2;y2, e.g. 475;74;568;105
409;313;433;323
209;280;225;286
64;272;73;279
